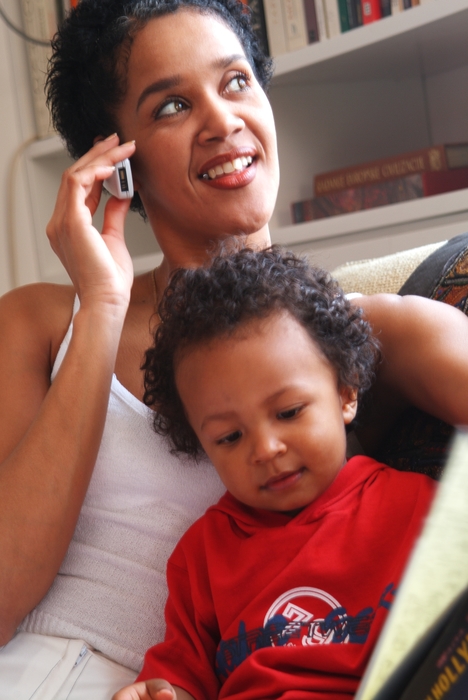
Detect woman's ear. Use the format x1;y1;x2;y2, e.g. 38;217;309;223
340;387;358;425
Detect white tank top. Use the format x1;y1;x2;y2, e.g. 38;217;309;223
20;298;225;671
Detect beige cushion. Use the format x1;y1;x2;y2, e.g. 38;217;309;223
330;241;446;296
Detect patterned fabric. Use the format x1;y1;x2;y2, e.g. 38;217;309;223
375;235;468;479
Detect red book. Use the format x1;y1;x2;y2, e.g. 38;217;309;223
292;168;468;223
361;0;381;23
314;143;468;196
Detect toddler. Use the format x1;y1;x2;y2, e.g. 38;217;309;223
115;247;436;700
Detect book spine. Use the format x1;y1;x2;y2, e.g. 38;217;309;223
380;0;392;16
323;0;342;37
294;169;468;223
303;0;320;43
20;0;58;138
391;0;402;13
421;168;468;197
314;145;451;196
337;0;350;31
282;0;309;51
402;0;412;8
345;0;359;28
361;0;382;23
314;0;330;40
411;0;420;5
263;0;288;55
355;0;363;25
247;0;270;57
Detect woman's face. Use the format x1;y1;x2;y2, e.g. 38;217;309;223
116;9;279;253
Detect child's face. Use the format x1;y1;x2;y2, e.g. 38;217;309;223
175;312;358;513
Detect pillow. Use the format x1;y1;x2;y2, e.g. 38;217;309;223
330;241;445;296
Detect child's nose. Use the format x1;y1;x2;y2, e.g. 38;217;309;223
250;428;287;464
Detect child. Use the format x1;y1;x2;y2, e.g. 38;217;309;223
115;247;436;700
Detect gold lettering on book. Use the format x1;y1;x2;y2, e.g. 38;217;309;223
345;167;380;187
315;175;346;194
429;149;443;171
381;157;425;178
427;644;468;700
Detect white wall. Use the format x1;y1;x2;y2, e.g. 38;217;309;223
0;0;41;294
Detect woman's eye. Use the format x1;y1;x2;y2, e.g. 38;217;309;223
156;99;188;118
277;407;302;420
226;73;249;93
217;430;242;445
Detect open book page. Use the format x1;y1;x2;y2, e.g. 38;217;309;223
355;430;468;700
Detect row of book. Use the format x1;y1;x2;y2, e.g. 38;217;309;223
249;0;435;58
291;143;468;223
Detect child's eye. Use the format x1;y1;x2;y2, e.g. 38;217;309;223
216;430;242;445
226;72;249;93
155;98;189;118
277;406;302;420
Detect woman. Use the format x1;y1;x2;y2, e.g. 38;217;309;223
0;0;467;697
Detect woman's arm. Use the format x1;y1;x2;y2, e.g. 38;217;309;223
0;136;135;643
358;292;468;428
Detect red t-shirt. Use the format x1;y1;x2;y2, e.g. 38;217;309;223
138;456;436;699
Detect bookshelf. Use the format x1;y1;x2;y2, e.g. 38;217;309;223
18;0;468;282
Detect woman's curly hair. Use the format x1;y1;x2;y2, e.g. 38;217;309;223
46;0;274;218
143;246;381;458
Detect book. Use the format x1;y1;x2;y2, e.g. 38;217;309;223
20;0;58;138
390;0;402;13
346;0;360;28
282;0;309;51
303;0;320;43
314;0;330;40
323;0;342;37
263;0;287;56
337;0;350;30
291;168;468;222
380;0;392;17
355;429;468;700
361;0;382;23
314;144;468;196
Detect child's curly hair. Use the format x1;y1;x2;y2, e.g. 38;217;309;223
143;246;380;457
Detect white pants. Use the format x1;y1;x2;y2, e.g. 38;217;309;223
0;632;137;700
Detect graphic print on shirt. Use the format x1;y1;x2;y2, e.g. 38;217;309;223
215;583;396;682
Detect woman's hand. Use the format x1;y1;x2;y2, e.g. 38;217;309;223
46;134;136;312
113;680;195;700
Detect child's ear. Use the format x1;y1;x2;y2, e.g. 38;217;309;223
340;387;358;425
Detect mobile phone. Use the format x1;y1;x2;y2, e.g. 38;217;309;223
103;158;134;199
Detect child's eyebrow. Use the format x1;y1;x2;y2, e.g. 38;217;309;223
201;411;237;431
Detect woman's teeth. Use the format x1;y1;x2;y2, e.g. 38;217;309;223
201;156;253;180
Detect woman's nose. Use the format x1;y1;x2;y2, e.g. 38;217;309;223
197;95;245;144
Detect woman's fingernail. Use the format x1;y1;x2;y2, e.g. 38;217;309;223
104;133;118;141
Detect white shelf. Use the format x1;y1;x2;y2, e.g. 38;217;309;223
272;188;468;247
272;0;468;85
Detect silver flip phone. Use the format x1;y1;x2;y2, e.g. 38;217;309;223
103;158;134;199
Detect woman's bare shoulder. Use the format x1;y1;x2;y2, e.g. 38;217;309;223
0;283;76;365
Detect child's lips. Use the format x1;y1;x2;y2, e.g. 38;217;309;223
262;467;305;492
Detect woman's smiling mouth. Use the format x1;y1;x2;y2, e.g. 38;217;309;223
200;156;253;180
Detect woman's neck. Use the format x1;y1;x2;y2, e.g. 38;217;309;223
154;226;272;291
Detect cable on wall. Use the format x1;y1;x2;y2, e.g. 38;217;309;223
0;2;51;46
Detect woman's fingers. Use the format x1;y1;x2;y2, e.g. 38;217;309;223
45;137;137;308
